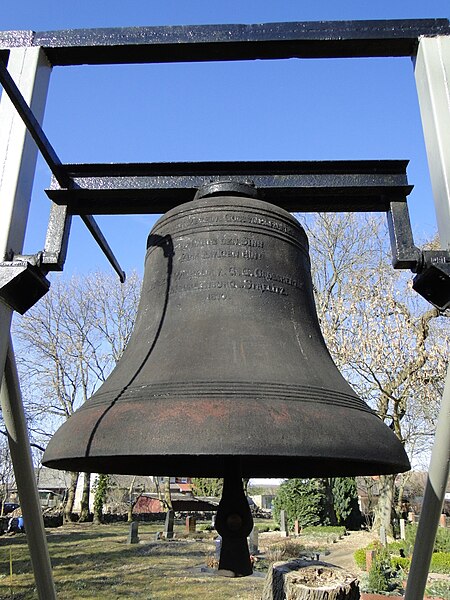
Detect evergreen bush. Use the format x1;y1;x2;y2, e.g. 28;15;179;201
331;477;362;529
273;479;324;529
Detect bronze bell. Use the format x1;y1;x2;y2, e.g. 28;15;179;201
43;188;410;576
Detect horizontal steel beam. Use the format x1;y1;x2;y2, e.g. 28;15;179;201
1;20;449;65
46;160;412;214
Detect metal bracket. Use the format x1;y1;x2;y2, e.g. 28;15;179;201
0;200;126;313
387;200;450;311
0;57;125;312
0;256;50;314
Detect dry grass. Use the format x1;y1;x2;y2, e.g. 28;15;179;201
0;522;264;600
0;522;365;599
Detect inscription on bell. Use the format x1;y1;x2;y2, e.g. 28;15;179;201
146;199;310;306
167;226;305;300
178;247;264;262
177;236;264;250
175;209;300;239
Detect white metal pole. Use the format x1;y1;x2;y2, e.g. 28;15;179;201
0;47;51;369
406;35;450;600
404;372;450;600
414;36;450;249
0;47;57;599
0;339;58;598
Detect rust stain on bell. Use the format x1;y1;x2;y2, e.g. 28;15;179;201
43;193;410;478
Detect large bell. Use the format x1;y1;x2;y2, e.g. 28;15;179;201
43;191;410;478
43;189;410;576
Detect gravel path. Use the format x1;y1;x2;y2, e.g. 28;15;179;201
322;530;377;573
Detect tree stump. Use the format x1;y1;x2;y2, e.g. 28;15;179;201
262;558;360;600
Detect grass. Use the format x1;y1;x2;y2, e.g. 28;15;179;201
0;520;370;599
0;521;266;600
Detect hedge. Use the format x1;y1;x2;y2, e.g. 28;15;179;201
301;526;346;536
354;543;450;575
430;552;450;574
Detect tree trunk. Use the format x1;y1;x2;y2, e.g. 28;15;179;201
372;474;395;538
262;559;360;600
64;471;79;523
162;477;172;510
127;476;137;522
78;472;91;522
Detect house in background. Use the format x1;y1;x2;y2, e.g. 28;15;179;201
133;492;218;514
250;493;275;510
248;481;280;512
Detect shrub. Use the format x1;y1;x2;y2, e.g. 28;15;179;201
430;552;450;574
331;477;362;529
425;580;450;598
354;547;367;570
387;540;408;554
365;548;403;594
405;523;418;547
273;479;325;529
434;528;450;554
390;555;411;572
265;540;307;563
367;549;392;593
405;523;450;553
353;541;382;570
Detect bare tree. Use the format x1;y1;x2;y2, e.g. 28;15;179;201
13;271;141;521
303;212;448;536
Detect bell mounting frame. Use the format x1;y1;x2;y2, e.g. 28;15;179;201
0;17;449;595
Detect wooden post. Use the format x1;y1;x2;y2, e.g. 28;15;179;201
186;515;196;533
262;559;360;600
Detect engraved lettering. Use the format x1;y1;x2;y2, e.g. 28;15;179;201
242;249;264;260
221;236;264;249
242;279;288;296
202;249;240;259
176;238;218;251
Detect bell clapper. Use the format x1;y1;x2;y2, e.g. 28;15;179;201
215;468;253;577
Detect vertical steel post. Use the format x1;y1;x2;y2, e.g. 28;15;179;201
0;47;57;599
0;340;57;598
405;35;450;600
414;36;450;248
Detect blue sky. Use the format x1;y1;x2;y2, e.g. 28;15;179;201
2;0;449;278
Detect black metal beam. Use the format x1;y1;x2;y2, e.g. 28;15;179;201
1;20;449;66
46;160;412;214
